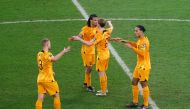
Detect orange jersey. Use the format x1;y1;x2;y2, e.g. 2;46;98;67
92;28;113;59
37;50;55;83
131;36;151;70
80;26;99;54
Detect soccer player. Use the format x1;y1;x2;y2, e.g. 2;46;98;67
35;38;70;109
73;19;113;96
69;14;99;92
115;25;151;109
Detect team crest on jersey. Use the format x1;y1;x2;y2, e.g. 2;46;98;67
139;43;146;50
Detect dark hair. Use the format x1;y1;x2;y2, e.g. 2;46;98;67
98;19;106;27
87;14;98;27
136;25;146;32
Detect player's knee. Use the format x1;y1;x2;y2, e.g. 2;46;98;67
38;94;45;101
140;81;148;88
132;78;138;85
132;81;137;85
86;66;92;73
98;72;105;77
53;93;60;98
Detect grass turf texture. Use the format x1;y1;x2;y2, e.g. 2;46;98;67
0;0;190;109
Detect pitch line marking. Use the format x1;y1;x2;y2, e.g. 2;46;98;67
1;18;190;25
72;0;159;109
0;19;85;25
110;18;190;22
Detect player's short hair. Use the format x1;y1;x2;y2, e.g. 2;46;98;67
41;38;50;46
98;19;106;27
87;14;98;27
136;25;146;32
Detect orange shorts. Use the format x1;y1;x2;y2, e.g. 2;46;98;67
133;66;150;81
81;53;95;67
37;81;59;96
96;58;109;72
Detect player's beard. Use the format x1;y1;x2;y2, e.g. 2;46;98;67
135;34;140;38
92;22;97;27
93;23;97;27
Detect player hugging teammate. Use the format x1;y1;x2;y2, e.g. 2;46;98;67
69;14;121;96
72;18;113;96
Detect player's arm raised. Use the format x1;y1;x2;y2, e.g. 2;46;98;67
106;21;123;43
51;46;71;62
105;21;114;40
106;22;124;42
107;21;113;30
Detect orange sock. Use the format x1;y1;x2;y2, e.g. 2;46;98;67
84;73;87;84
132;85;139;104
54;96;61;109
105;74;108;89
35;99;42;109
143;86;149;107
86;72;91;87
100;75;107;93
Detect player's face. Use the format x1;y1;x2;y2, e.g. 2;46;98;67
91;17;98;27
134;27;141;38
47;41;51;50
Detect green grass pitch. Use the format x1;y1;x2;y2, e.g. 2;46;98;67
0;0;190;109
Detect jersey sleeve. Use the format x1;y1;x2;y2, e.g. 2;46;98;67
90;32;103;45
37;52;44;61
132;39;149;56
37;52;41;60
106;28;113;34
103;28;113;39
128;41;137;48
79;26;87;36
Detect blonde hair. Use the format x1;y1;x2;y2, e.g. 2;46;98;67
41;38;50;46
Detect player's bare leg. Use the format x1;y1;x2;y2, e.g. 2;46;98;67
137;81;149;109
126;78;139;108
35;94;45;109
96;72;107;96
53;93;61;109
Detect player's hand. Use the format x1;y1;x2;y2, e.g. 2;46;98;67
107;20;112;24
68;36;78;42
73;36;81;41
68;37;75;42
63;46;71;53
125;43;132;48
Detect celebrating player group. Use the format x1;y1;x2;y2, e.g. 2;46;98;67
35;14;151;109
